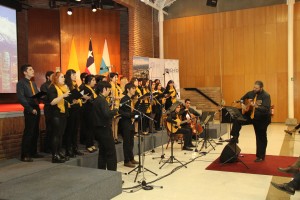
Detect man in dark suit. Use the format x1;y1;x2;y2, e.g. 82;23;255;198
16;64;43;162
92;81;118;171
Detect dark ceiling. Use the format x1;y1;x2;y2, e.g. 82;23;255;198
1;0;126;11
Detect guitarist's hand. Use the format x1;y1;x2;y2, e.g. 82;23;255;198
241;104;247;110
177;121;181;126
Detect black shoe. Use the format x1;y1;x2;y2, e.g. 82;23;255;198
52;154;66;163
187;144;196;148
156;128;162;131
32;153;44;158
278;166;299;174
254;158;264;162
182;146;193;151
58;152;70;161
271;182;295;195
225;138;239;144
284;130;293;135
21;156;33;162
114;139;122;144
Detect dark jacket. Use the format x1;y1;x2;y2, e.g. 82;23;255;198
16;78;40;113
241;90;271;121
92;93;118;127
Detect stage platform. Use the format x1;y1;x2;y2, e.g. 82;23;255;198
0;126;228;200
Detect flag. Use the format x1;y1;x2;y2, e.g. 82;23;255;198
99;39;111;75
86;39;96;75
67;37;81;84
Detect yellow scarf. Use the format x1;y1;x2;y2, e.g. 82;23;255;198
85;85;97;98
54;85;68;113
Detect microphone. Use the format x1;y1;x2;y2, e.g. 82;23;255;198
120;99;131;107
233;99;243;103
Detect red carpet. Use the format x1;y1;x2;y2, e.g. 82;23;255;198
206;154;298;177
0;104;44;112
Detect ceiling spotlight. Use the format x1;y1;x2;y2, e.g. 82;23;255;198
92;4;97;12
75;0;81;1
67;8;72;15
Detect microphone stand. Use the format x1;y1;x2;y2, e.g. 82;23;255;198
152;96;166;161
124;103;158;183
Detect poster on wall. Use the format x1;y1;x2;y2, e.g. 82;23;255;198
164;59;180;98
149;58;164;85
133;56;149;79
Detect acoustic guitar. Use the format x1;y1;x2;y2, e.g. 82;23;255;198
241;98;254;115
167;118;189;133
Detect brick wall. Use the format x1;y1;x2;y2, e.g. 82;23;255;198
0;116;45;160
116;0;159;78
180;87;223;120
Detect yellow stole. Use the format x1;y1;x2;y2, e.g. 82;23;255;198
54;85;68;113
85;85;97;99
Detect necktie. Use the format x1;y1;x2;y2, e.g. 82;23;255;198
250;94;257;119
29;80;36;95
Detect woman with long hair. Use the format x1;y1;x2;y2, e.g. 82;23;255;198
164;80;177;110
82;75;97;153
64;69;84;157
48;72;70;163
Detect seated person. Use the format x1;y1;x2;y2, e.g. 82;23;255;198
166;103;194;151
285;123;300;135
271;156;300;195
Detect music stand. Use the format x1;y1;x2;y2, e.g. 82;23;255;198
221;106;249;169
198;112;216;154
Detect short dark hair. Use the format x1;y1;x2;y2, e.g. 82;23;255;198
80;72;88;81
45;71;54;80
84;74;95;84
185;99;191;103
95;81;111;94
109;72;118;79
20;64;32;73
255;80;264;88
125;83;135;93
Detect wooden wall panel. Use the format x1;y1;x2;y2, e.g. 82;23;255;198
27;9;60;87
60;8;120;75
164;3;296;122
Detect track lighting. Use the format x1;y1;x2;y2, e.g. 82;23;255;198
67;7;72;15
92;4;97;12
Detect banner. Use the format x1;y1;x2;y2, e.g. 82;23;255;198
149;58;164;85
133;56;149;78
99;39;111;75
67;37;81;84
85;38;96;75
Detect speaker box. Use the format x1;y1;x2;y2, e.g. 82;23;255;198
206;0;218;7
219;143;241;163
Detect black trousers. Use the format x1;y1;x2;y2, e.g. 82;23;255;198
175;127;192;147
43;105;52;152
120;119;134;163
231;116;270;159
95;126;117;171
154;109;162;130
65;108;80;152
51;114;67;155
83;110;95;148
22;108;40;157
290;172;300;190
